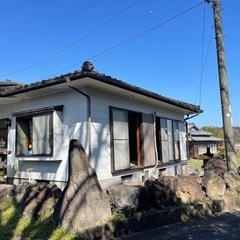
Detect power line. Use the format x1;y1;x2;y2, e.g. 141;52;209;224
44;1;204;79
195;2;208;106
142;0;171;18
229;0;240;28
195;27;213;106
0;0;139;77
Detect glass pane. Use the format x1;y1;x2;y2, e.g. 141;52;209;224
161;141;169;163
174;141;180;160
0;119;7;129
16;119;29;155
161;128;168;141
112;109;129;140
112;108;130;170
160;118;168;141
173;121;179;141
32;114;51;154
114;140;130;170
178;122;185;160
167;120;174;160
160;118;167;128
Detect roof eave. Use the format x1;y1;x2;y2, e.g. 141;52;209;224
0;71;202;114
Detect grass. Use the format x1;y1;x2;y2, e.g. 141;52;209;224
0;169;6;178
0;199;84;240
187;150;240;173
236;149;240;167
0;150;239;239
187;159;203;170
110;212;127;223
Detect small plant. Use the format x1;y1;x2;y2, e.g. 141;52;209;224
110;212;127;223
0;169;6;177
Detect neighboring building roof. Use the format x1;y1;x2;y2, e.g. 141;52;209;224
0;79;24;94
0;61;202;115
0;79;22;86
188;123;223;142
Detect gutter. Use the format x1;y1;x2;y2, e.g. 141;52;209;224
184;112;201;121
64;76;91;159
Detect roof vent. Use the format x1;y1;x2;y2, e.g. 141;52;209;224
81;61;94;72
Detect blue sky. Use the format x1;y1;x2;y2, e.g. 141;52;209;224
0;0;239;128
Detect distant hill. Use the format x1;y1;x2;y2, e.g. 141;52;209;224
201;126;240;144
233;126;240;144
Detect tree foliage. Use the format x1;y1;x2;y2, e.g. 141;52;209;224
201;126;240;157
201;126;223;139
201;126;240;144
233;127;240;144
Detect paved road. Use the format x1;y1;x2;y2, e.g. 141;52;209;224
119;210;240;240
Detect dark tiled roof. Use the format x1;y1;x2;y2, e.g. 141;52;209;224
0;79;25;94
188;123;223;142
188;135;223;142
0;79;22;86
189;130;212;136
0;61;202;114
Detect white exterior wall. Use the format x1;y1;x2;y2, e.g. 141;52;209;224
2;90;88;189
1;86;188;190
88;89;187;189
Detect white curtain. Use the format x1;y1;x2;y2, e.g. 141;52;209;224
112;109;129;170
160;119;169;163
179;122;187;160
32;114;51;154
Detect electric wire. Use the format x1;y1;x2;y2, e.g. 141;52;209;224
195;2;213;107
0;0;139;77
229;0;240;28
195;29;213;106
142;0;171;17
195;2;207;106
43;1;205;80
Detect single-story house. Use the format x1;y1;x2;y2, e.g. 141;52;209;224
188;123;222;158
0;61;202;190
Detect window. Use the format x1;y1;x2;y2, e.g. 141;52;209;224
16;113;53;156
0;119;9;150
157;118;180;163
110;107;183;171
110;107;141;171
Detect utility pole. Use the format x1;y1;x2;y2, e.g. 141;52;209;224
207;0;237;172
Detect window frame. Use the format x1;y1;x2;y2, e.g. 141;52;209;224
13;105;63;157
157;117;181;163
0;118;9;150
110;107;142;172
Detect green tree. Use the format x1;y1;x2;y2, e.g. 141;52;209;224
233;127;240;144
201;126;224;156
201;125;240;156
201;126;224;139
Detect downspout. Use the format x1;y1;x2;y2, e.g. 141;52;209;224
184;112;200;160
64;76;91;158
152;112;159;168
